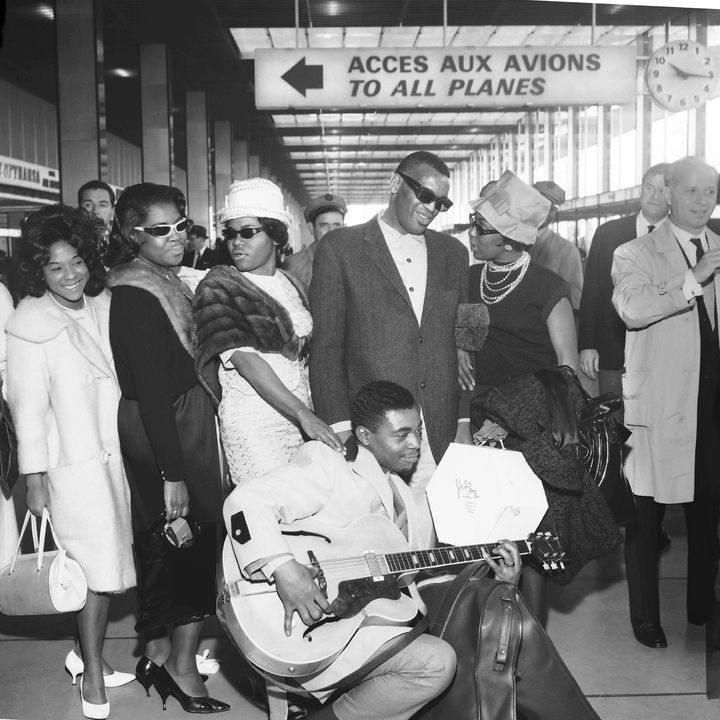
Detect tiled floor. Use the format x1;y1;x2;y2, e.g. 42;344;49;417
1;506;718;720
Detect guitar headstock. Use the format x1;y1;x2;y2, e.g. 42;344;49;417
527;532;566;573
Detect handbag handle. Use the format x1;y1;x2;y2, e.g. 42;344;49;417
9;508;65;574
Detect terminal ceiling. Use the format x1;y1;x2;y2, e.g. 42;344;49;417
2;1;717;205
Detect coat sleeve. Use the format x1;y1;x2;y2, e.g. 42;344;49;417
611;242;691;329
109;287;187;484
308;239;351;426
7;334;51;474
578;225;608;350
223;443;338;572
558;243;583;311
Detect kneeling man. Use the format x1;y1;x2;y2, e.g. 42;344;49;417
223;380;520;720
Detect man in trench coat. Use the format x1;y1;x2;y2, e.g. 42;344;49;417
612;156;720;648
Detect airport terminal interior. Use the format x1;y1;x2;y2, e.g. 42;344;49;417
2;1;720;718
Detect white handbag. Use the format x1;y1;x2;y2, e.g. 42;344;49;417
0;508;87;615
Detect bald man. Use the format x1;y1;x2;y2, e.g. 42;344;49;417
612;156;720;648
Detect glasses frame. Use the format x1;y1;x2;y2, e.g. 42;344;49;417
469;214;499;236
396;171;453;212
133;217;192;238
222;225;266;241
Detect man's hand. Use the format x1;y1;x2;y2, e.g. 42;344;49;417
272;559;332;636
454;422;473;445
457;349;475;392
692;248;720;285
482;540;522;585
579;349;599;381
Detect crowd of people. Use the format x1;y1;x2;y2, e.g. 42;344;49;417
0;149;718;720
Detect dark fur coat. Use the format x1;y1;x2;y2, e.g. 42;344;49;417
193;265;310;406
471;374;622;584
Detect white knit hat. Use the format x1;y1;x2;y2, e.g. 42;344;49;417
470;170;550;246
217;178;293;226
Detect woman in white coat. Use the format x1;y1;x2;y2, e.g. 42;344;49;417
7;205;135;720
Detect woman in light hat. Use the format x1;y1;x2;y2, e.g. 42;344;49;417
194;178;344;486
465;171;619;625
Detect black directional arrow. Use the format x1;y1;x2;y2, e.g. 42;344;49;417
281;57;324;97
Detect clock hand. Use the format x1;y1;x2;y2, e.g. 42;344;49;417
668;62;714;80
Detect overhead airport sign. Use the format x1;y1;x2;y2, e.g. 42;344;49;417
255;46;636;110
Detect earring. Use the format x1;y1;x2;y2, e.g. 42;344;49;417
503;244;513;252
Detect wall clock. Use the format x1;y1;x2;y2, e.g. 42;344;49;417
646;39;718;112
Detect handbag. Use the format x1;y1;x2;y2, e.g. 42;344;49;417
558;367;635;526
417;562;600;720
0;381;18;499
0;508;88;616
133;515;218;633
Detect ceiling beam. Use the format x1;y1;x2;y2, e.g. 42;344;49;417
275;124;515;137
285;143;490;153
291;155;468;164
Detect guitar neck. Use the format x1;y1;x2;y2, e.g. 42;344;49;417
383;539;532;574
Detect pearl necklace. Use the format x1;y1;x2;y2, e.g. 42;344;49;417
49;292;87;312
479;252;531;304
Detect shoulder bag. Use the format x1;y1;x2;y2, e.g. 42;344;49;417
0;508;88;615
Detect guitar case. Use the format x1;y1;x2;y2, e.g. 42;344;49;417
416;562;600;720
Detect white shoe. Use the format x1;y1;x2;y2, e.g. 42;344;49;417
65;649;136;688
196;649;220;675
79;677;110;720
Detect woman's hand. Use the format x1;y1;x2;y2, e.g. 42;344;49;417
297;408;345;454
472;419;508;445
457;349;475;392
164;480;190;520
25;472;50;517
482;540;522;585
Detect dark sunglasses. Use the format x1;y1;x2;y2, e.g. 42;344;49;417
469;214;499;236
134;217;192;238
222;226;265;241
396;171;453;212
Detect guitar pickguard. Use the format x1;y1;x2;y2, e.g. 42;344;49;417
331;576;402;619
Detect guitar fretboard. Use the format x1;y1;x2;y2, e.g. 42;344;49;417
384;540;532;573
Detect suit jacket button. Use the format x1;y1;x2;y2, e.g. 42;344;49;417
420;381;427;389
418;336;423;343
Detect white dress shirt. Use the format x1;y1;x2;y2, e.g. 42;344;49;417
636;212;665;239
671;222;715;327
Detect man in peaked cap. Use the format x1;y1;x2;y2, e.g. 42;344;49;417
282;192;347;291
530;180;584;311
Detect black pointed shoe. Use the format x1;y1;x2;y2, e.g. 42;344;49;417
631;620;667;649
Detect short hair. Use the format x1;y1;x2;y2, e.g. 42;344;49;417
189;224;207;238
664;156;718;187
112;183;187;256
351;381;417;433
16;204;107;299
642;163;670;185
77;180;116;206
395;151;450;179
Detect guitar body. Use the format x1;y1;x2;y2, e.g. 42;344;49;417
218;515;419;678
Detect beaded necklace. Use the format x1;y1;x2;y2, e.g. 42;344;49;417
49;292;87;312
479;252;531;304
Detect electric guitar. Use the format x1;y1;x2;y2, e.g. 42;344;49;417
217;514;564;678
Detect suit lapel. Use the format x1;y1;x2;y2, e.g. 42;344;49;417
351;446;396;521
363;218;415;315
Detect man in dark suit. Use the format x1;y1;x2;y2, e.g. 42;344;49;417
578;163;669;399
182;224;216;270
309;151;468;546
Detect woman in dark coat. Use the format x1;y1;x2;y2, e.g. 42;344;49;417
106;183;228;714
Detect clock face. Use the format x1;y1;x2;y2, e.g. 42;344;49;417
646;39;718;112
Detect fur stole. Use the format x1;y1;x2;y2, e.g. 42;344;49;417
193;265;310;407
106;258;196;357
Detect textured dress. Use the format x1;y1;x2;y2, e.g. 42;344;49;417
6;291;135;593
217;271;312;484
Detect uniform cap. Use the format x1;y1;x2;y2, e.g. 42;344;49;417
303;193;348;223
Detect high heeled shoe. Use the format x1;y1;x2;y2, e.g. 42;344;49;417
79;677;110;720
152;665;230;714
135;655;161;698
65;650;136;688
